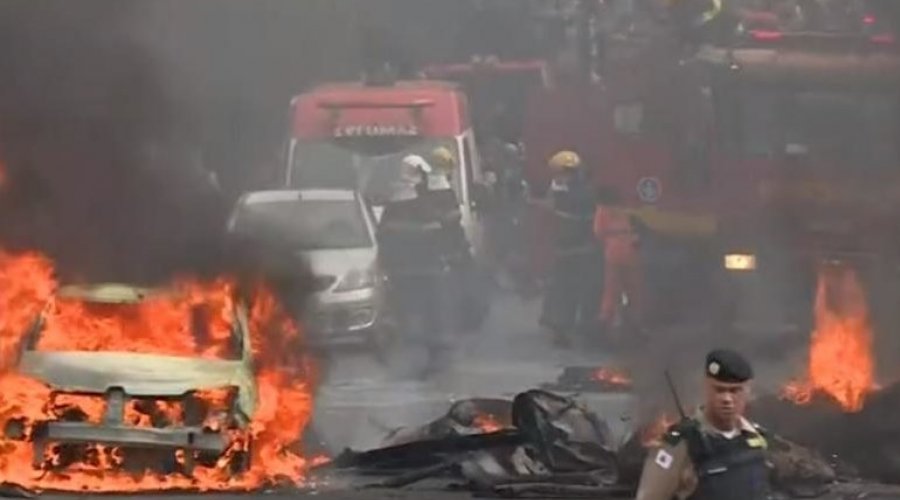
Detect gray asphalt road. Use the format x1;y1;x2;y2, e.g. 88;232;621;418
311;292;634;452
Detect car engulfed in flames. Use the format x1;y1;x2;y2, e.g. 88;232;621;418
6;284;258;476
0;251;321;492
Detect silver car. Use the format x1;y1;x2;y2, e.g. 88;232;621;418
228;189;390;355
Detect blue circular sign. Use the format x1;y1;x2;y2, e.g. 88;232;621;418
637;177;662;203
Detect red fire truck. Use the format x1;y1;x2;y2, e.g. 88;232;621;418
695;26;900;331
286;78;490;258
522;6;900;331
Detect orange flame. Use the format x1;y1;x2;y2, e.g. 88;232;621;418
780;265;875;412
640;413;678;448
472;413;504;433
592;367;632;387
0;249;320;491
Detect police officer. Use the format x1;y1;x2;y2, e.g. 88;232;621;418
538;151;602;343
636;349;772;500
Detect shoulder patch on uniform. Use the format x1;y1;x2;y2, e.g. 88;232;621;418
654;449;674;470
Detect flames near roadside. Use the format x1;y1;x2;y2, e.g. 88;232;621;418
638;266;878;453
0;250;322;491
781;265;876;413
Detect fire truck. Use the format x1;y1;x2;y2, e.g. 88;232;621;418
695;17;900;331
285;76;490;258
523;1;900;331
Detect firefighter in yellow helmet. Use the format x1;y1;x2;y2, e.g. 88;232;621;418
423;145;487;332
548;150;582;170
539;150;602;345
430;146;456;174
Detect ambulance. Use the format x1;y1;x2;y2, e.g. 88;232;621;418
285;78;488;257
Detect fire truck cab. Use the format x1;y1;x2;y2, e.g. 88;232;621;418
286;79;487;257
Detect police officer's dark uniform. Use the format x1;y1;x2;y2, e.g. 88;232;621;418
636;350;772;500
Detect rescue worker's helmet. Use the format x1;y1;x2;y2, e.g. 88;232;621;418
401;154;432;184
430;147;457;175
548;150;582;170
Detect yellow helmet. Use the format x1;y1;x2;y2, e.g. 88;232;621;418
548;150;581;170
430;146;457;173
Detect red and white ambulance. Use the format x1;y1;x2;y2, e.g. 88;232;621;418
285;79;488;256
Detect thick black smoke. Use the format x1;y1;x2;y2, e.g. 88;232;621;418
0;0;361;284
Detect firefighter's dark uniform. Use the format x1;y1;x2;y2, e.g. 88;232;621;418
377;192;448;352
636;351;772;500
539;166;601;336
420;176;483;332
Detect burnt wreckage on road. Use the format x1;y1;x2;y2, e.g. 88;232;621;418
312;370;900;499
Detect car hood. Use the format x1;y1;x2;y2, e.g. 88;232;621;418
18;351;247;396
301;248;376;277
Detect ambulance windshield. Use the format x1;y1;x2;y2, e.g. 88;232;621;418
289;137;461;204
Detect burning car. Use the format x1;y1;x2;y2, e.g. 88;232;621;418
4;283;257;476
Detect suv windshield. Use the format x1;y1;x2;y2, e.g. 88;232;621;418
730;88;899;170
289;137;460;205
233;198;372;250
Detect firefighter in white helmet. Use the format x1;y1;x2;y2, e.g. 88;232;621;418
376;154;451;376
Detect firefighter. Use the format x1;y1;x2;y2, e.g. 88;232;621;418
423;147;488;332
593;186;644;333
377;155;449;375
636;349;771;500
538;150;601;343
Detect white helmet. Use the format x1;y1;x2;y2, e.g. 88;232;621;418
401;155;432;184
402;154;432;173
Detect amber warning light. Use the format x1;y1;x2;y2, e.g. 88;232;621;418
724;253;757;271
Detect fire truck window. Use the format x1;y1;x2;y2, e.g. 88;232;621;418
733;88;899;170
782;92;898;170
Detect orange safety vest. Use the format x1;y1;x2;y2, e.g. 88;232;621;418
593;206;639;264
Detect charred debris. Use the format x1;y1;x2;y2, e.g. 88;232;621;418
312;376;900;499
